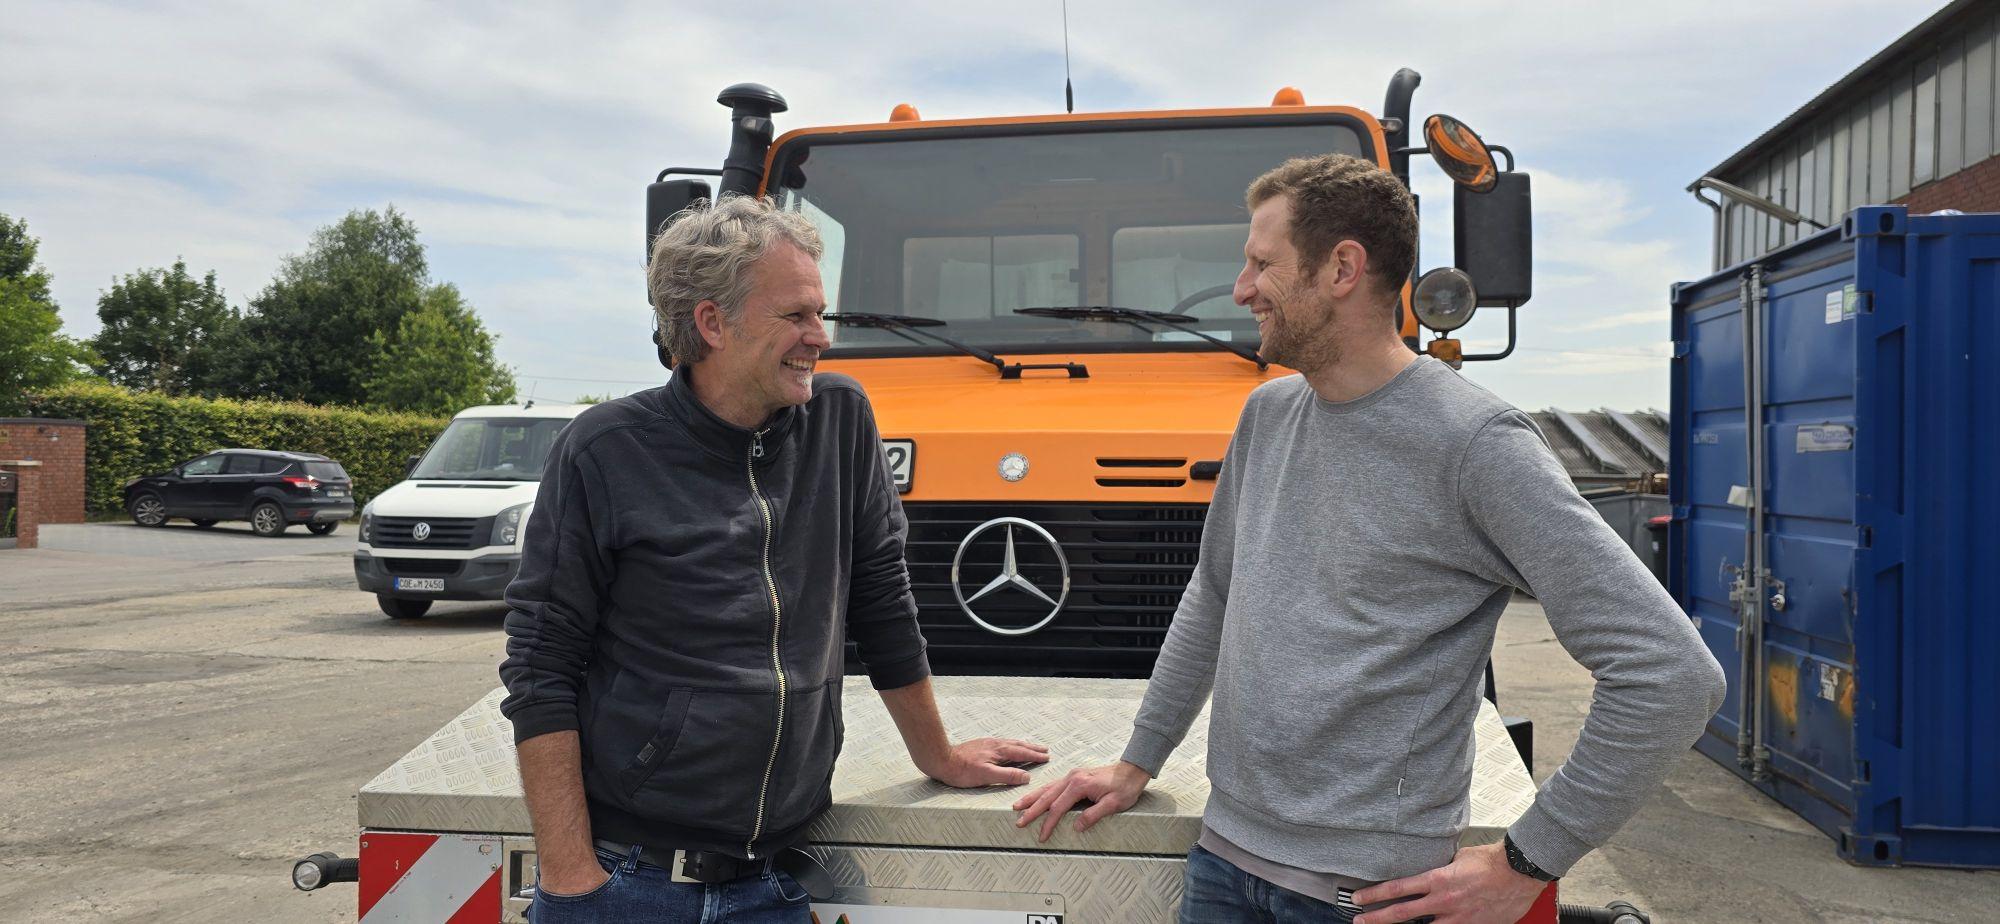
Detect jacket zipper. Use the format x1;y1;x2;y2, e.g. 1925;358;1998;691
746;428;783;859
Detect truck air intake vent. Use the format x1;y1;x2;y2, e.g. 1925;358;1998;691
1095;458;1186;468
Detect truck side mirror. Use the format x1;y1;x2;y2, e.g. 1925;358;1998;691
1454;171;1532;307
405;455;422;479
646;179;713;263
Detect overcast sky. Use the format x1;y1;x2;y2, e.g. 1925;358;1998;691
1;0;1945;410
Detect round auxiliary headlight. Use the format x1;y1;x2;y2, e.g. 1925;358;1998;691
1412;267;1479;333
292;856;327;891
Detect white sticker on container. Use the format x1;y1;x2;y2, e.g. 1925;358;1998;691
1819;663;1842;701
1797;423;1854;452
1825;290;1844;324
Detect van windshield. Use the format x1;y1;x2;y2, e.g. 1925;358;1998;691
412;418;570;481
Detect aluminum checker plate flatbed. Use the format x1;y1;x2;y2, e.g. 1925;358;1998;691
358;676;1536;856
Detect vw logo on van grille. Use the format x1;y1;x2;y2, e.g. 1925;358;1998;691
951;517;1070;636
412;522;432;542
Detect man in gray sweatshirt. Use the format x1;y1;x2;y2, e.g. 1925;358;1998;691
1012;154;1726;924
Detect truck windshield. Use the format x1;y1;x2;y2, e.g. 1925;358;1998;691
412;418;570;481
771;120;1369;356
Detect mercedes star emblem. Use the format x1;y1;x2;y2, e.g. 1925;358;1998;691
412;522;432;542
950;517;1070;636
997;452;1029;482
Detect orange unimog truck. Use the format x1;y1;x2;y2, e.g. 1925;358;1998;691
646;69;1534;679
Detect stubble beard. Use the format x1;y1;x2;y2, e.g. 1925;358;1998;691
1260;292;1341;375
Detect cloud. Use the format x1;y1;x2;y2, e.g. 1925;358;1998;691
1;0;1945;408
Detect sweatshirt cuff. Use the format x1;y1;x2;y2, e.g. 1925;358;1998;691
1506;802;1595;877
1120;725;1179;777
505;702;581;745
866;651;931;691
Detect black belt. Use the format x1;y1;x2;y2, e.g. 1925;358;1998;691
592;839;834;900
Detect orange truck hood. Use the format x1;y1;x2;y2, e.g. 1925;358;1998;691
819;352;1288;502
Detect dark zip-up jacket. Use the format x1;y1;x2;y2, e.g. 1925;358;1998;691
498;369;930;859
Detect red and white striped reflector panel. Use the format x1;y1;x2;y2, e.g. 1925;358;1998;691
359;831;503;923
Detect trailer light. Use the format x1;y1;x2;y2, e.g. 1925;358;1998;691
292;852;356;891
1413;267;1478;332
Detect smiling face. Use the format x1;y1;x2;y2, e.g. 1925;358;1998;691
698;239;830;422
1234;195;1338;371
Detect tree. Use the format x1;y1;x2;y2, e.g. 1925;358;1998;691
231;206;429;405
361;283;516;416
91;259;237;395
0;213;96;413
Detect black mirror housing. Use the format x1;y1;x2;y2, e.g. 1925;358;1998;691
1453;171;1532;307
405;454;422;479
645;179;713;265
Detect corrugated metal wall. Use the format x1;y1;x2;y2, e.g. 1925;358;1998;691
1719;7;2000;266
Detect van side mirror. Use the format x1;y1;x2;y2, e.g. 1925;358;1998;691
1453;171;1532;307
646;179;713;263
405;454;423;479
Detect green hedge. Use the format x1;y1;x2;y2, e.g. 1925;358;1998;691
26;382;449;515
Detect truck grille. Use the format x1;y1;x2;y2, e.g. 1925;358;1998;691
371;517;484;549
898;502;1206;678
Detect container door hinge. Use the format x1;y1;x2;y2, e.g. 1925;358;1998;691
1672;340;1691;359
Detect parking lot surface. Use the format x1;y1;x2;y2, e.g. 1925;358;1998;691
1;525;1995;922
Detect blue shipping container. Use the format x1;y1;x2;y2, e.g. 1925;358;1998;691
1670;206;2000;868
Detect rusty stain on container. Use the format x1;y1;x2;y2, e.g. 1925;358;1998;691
1768;659;1800;728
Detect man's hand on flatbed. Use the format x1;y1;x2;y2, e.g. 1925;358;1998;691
1011;761;1152;842
922;737;1052;787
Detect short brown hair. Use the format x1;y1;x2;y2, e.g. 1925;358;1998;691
1246;154;1416;301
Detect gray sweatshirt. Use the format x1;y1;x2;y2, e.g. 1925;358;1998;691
1121;357;1726;881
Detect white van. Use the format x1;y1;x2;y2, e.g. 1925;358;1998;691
354;401;588;618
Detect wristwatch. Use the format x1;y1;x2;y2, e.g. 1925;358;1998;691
1503;834;1559;882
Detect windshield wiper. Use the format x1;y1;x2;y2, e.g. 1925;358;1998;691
1015;306;1267;371
821;312;1087;379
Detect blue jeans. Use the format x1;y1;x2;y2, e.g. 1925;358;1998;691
527;845;811;923
1179;844;1426;924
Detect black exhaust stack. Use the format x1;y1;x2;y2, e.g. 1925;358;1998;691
717;83;788;198
1383;68;1421;188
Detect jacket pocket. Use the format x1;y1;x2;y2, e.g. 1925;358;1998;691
618;689;692;799
623;689;772;835
763;679;841;833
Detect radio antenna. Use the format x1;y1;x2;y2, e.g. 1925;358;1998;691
1062;0;1074;113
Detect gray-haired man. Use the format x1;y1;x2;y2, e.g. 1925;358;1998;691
500;196;1047;922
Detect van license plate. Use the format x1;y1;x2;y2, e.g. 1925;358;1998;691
395;578;445;592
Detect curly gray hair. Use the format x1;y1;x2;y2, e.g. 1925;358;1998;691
647;195;824;365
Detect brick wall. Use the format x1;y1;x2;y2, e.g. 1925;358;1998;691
1;419;88;549
1898;153;2000;214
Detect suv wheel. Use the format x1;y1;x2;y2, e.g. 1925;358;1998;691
307;522;338;536
378;594;432;619
130;494;168;527
251;502;288;537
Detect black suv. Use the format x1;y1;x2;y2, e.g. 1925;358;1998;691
123;449;355;536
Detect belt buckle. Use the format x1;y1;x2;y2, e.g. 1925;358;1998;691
668;850;703;885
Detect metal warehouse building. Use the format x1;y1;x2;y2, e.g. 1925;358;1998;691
1696;0;2000;269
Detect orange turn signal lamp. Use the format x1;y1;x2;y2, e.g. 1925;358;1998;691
1426;338;1464;369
